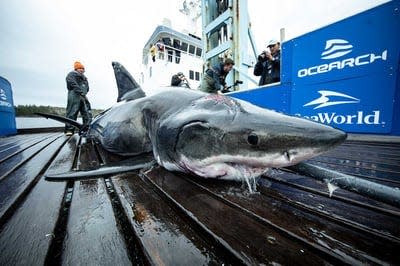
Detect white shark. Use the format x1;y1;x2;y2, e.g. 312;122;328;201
38;62;347;181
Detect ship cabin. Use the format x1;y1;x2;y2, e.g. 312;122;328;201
141;25;203;95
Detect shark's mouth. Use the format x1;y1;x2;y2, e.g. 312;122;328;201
178;149;325;182
178;154;282;181
183;161;268;180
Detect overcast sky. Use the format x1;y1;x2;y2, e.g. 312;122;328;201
0;0;389;109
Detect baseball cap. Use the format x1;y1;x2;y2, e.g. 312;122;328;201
267;40;279;47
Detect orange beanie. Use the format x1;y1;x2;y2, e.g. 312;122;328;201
74;61;85;70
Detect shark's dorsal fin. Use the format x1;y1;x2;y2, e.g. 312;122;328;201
112;61;146;102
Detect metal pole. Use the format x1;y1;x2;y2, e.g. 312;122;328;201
233;66;258;85
280;28;286;43
288;162;400;208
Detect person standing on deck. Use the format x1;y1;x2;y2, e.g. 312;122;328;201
200;58;234;93
150;44;157;62
65;61;92;136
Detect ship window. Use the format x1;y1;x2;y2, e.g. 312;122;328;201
173;39;180;49
195;72;200;81
162;37;171;46
189;70;194;80
181;42;188;52
189;45;195;55
149;67;152;78
196;47;202;57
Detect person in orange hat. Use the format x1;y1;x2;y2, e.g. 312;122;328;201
64;61;92;136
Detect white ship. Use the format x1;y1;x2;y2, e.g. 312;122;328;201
140;25;203;95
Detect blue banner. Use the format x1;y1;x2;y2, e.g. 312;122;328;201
291;74;396;133
231;0;400;135
0;77;14;113
291;1;400;85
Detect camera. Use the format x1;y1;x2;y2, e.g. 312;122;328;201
258;51;269;62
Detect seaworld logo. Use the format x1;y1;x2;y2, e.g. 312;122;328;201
303;90;359;109
299;111;381;125
321;39;353;60
297;39;387;78
297;90;382;125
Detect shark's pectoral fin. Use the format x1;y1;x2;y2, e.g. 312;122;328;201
35;112;83;130
45;160;156;181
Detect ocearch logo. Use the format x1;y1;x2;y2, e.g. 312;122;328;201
298;90;382;125
297;39;387;78
321;39;353;59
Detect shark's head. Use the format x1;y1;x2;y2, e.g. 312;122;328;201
157;94;346;181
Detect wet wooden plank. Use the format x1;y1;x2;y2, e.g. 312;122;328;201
0;133;54;162
309;155;400;175
0;133;61;179
267;169;400;214
342;140;400;148
144;167;345;265
262;173;400;239
327;146;400;161
0;135;67;222
75;138;100;171
185;175;400;265
0;134;34;151
0;135;78;265
0;133;38;147
112;173;226;265
61;178;131;266
315;153;400;169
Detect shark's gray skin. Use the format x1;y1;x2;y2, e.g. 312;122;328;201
85;62;347;181
39;62;346;181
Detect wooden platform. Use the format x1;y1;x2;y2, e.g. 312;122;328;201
0;132;399;265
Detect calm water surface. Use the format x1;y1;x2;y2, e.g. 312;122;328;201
16;117;82;129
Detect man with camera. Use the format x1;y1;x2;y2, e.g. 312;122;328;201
254;40;281;86
171;72;190;88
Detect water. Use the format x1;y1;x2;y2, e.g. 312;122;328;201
16;117;82;129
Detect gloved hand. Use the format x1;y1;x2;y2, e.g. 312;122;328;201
80;94;88;102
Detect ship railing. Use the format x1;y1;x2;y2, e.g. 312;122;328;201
149;43;202;64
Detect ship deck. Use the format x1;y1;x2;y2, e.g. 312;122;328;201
0;131;399;265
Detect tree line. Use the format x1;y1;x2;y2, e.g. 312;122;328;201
14;105;104;117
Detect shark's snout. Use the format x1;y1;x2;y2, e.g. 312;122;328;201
247;115;347;164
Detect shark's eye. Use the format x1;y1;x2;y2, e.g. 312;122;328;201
247;134;259;146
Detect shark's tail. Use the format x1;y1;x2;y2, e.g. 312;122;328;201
35;112;83;131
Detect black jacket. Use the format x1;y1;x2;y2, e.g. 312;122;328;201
171;74;182;86
204;63;228;92
253;50;281;86
66;71;89;95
